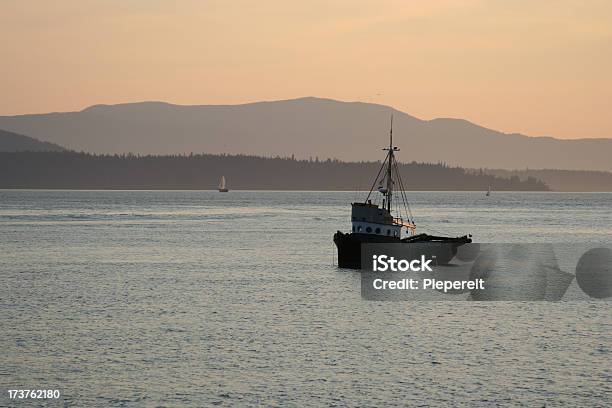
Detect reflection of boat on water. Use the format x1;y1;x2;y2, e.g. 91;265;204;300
333;117;472;269
218;176;229;192
486;185;491;197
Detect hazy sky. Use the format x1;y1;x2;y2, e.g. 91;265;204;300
1;0;611;138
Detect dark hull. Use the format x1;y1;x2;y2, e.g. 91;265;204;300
333;231;472;269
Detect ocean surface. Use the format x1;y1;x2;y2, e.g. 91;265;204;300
1;190;611;407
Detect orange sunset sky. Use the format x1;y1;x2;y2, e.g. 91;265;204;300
1;0;611;139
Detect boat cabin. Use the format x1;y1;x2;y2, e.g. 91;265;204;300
350;201;414;239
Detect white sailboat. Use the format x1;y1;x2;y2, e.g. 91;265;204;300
218;176;229;192
486;185;491;196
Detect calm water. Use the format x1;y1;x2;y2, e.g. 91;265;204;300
1;191;611;407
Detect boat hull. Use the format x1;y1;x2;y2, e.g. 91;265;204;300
218;189;229;192
333;231;471;269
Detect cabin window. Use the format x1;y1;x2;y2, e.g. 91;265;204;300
393;231;398;237
357;226;362;232
387;229;391;235
352;226;355;232
366;227;372;233
375;228;381;234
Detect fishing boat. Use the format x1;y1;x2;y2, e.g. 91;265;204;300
333;117;472;269
486;185;491;197
218;176;229;192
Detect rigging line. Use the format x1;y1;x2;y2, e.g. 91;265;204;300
394;173;409;230
395;190;401;223
400;181;415;228
391;159;452;236
392;161;405;203
400;169;413;220
400;172;413;221
393;160;413;222
403;192;451;234
392;161;406;218
393;169;401;219
365;155;389;202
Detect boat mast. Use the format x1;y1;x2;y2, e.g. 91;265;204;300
364;115;401;211
386;116;393;212
383;115;398;213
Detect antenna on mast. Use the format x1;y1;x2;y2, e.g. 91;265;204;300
390;114;393;149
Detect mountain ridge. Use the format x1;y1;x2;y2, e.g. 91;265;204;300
0;129;66;152
0;97;609;171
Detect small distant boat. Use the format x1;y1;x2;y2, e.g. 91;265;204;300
218;176;229;192
486;185;491;197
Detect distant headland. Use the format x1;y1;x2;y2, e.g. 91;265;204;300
0;151;548;191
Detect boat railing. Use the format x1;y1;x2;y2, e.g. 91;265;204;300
393;218;416;231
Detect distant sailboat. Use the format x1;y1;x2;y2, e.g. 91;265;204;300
218;176;229;192
486;185;491;196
